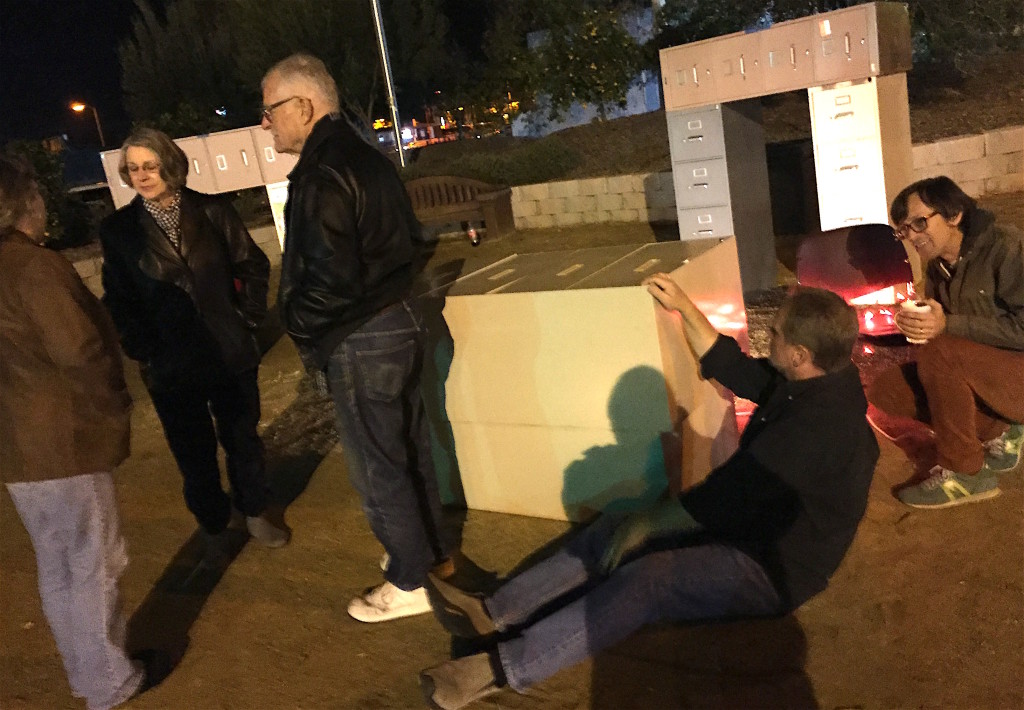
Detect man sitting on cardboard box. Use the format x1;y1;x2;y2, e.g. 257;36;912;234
418;279;880;709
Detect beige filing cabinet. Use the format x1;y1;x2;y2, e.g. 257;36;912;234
666;102;775;293
204;128;265;192
809;74;919;283
429;238;745;522
99;150;138;209
660;2;911;111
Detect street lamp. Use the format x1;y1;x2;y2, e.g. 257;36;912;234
69;101;105;147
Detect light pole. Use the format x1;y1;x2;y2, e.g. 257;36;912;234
69;101;106;147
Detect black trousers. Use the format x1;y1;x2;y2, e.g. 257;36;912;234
149;367;267;533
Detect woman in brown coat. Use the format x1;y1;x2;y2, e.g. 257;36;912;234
0;154;145;709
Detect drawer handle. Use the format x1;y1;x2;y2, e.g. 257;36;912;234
844;32;851;56
686;135;704;142
832;111;854;120
690;183;709;189
695;229;714;235
692;66;699;86
790;45;796;66
241;150;249;167
192;159;201;175
739;55;746;76
838;164;859;171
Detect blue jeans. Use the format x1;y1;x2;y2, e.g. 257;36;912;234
326;299;451;590
487;515;783;691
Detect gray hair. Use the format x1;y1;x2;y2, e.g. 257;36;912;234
263;53;340;113
117;127;189;192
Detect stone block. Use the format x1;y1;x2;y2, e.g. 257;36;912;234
576;177;609;196
607;174;642;194
513;200;540;218
985;172;1024;194
523;214;556;229
596;194;624;212
621;192;648;211
912;142;942;170
610;209;641;222
537;197;567;216
985;126;1024;157
548;181;582;199
929;134;985;165
72;257;100;279
564;195;597;213
554;212;581;227
515;183;551;201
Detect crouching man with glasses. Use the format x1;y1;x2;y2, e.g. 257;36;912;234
868;175;1024;508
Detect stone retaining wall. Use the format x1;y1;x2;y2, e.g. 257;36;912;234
510;124;1023;230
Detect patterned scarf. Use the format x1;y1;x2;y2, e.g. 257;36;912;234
142;191;183;251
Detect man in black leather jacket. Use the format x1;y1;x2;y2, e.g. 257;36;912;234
261;53;454;622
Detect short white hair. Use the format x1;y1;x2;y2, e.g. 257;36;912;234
263;53;340;113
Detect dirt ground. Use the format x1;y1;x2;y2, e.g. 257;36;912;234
2;192;1023;710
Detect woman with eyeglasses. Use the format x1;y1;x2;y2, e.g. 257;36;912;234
867;175;1024;510
99;127;289;554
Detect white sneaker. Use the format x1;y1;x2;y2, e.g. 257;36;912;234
347;581;432;623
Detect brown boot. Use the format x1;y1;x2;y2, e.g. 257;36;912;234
420;652;500;710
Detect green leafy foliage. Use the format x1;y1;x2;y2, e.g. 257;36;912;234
3;141;91;248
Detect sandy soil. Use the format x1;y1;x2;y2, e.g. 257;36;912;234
2;193;1023;710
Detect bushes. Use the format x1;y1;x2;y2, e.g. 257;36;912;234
401;135;581;186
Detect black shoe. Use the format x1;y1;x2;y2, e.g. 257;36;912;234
425;572;496;639
131;648;173;693
420;652;500;710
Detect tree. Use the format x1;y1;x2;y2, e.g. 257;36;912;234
119;0;459;137
480;0;646;121
228;0;457;132
120;0;251;136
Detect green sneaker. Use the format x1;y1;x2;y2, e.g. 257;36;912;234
898;465;1001;509
983;424;1024;473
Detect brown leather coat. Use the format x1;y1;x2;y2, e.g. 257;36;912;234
0;231;131;483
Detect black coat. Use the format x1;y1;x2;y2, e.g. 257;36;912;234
280;116;423;368
99;188;269;391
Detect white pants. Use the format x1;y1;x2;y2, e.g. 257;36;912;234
6;472;143;710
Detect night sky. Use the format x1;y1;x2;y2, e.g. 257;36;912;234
1;0;137;147
0;0;489;149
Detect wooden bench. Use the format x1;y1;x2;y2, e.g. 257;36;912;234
405;176;515;238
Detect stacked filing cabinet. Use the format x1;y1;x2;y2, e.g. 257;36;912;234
667;100;775;293
659;2;915;288
419;238;746;522
809;74;913;231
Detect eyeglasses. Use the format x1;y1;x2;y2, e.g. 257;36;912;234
126;161;161;175
260;96;304;122
894;211;939;240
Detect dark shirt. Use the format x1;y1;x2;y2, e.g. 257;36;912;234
679;335;879;609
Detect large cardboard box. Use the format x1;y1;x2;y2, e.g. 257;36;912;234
425;238;746;521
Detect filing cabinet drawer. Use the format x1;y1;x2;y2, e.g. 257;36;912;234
672;158;730;210
666;107;726;162
677;206;734;240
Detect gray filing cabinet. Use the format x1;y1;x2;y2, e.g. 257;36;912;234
666;101;775;293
